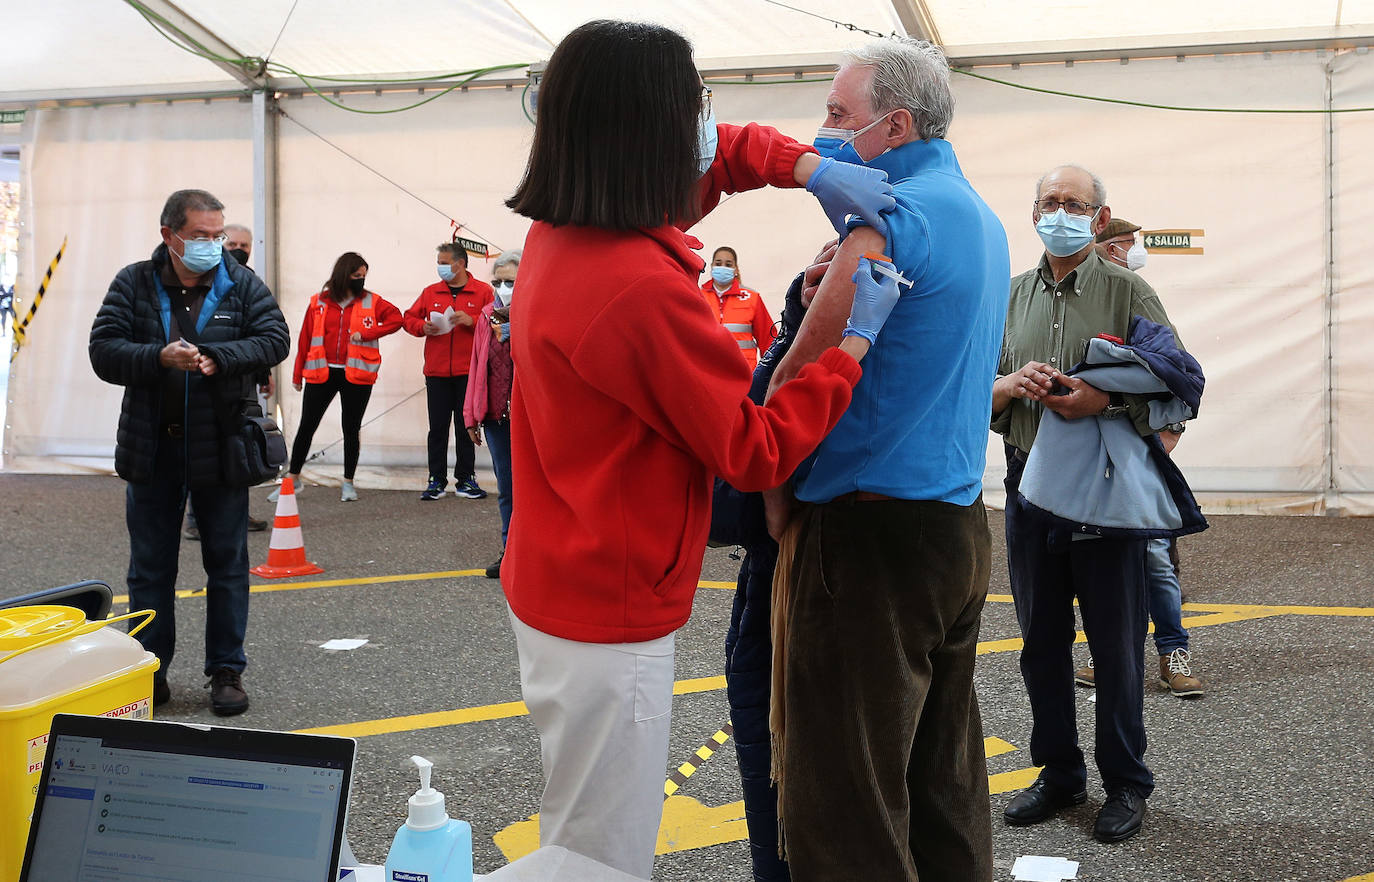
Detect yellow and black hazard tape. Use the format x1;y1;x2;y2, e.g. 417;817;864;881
12;235;66;356
664;722;734;799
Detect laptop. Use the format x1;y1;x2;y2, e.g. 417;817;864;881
20;713;356;882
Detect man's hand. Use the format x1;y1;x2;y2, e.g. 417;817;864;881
1160;429;1182;455
160;340;200;371
467;426;483;446
422;320;442;336
804;157;895;238
801;238;840;307
455;311;475;329
763;485;797;542
260;375;274;397
992;361;1056;415
1041;373;1110;420
196;353;218;376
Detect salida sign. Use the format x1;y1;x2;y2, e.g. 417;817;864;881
1142;229;1204;255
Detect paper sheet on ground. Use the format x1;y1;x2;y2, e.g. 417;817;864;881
1012;854;1079;881
429;307;457;333
320;638;368;651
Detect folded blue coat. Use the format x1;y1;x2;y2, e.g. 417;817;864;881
1018;316;1208;540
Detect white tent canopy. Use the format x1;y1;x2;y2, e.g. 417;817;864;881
3;2;1373;514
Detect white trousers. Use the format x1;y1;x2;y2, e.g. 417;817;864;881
507;607;675;881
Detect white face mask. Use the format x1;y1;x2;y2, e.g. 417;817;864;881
1126;240;1148;271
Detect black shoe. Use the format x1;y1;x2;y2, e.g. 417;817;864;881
485;552;503;579
1004;776;1088;826
248;516;269;532
207;667;249;716
182;525;200;541
153;676;171;707
1094;788;1146;843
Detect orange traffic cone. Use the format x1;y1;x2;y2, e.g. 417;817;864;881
251;477;323;578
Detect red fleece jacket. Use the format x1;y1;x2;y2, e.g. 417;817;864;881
503;122;860;643
291;292;402;385
402;277;494;377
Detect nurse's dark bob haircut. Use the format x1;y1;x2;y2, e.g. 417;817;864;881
507;20;705;230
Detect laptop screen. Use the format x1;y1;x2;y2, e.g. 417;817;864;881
21;714;354;882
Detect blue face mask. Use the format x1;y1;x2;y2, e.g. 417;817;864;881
812;113;890;165
437;264;455;282
1035;208;1099;258
710;266;735;286
697;104;718;178
174;234;223;274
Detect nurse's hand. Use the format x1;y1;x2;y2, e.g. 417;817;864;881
842;256;902;347
805;157;894;238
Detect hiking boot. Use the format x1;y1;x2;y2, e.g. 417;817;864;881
420;479;446;501
183;524;200;542
1159;649;1204;698
207;668;249;716
485;551;504;579
248;515;269;532
340;481;359;502
1075;656;1095;688
454;476;488;499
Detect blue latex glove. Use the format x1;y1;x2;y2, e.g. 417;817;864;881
496;322;511;343
843;257;902;345
805;156;895;238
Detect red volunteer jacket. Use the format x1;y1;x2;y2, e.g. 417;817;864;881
504;122;861;644
291;292;403;385
402;277;495;377
699;277;778;369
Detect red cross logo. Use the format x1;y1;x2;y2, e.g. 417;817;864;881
362;316;374;329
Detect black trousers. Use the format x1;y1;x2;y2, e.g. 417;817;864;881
781;496;993;882
289;368;373;478
1003;444;1154;798
425;375;475;483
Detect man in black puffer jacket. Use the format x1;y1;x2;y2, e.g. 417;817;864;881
89;189;289;716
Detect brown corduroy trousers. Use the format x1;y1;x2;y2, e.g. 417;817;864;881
779;495;993;882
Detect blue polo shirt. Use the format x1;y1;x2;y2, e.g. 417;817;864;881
794;138;1010;505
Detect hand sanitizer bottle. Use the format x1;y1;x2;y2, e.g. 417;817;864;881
383;755;473;882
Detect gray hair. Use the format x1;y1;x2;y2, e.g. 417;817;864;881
224;222;251;237
160;189;224;232
492;248;522;272
1035;166;1107;206
842;38;953;141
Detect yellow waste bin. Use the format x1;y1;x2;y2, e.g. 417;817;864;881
0;605;158;882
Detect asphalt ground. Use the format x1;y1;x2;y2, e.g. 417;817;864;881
2;472;1372;882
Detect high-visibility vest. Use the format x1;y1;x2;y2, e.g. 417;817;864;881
700;279;767;368
302;291;382;385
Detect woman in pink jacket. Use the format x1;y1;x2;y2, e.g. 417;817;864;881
464;249;519;579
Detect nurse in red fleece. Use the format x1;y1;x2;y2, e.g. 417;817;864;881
499;20;901;878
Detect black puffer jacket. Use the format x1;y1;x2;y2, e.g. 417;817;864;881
89;243;289;487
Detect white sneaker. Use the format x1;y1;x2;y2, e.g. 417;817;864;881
340;481;358;502
267;477;302;504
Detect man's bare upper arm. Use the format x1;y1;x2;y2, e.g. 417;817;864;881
767;227;886;399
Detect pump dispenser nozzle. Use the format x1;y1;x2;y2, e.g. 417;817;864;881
405;755;450;832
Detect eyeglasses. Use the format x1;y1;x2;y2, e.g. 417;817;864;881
177;233;228;246
700;85;712;115
1034;198;1099;216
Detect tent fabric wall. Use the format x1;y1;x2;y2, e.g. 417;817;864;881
8;48;1371;512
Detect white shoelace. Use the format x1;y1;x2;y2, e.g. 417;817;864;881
1166;648;1193;677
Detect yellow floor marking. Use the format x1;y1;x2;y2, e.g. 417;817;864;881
985;737;1018;759
111;568;486;605
1341;874;1374;881
988;765;1042;795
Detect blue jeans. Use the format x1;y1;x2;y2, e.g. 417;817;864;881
126;437;250;676
484;419;513;545
1147;538;1188;654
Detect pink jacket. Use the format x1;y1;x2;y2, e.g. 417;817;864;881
464;302;501;427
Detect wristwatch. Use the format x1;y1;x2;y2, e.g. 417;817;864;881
1166;421;1187;434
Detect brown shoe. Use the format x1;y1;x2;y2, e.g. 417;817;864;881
208;667;250;716
1159;649;1203;698
1074;656;1095;688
